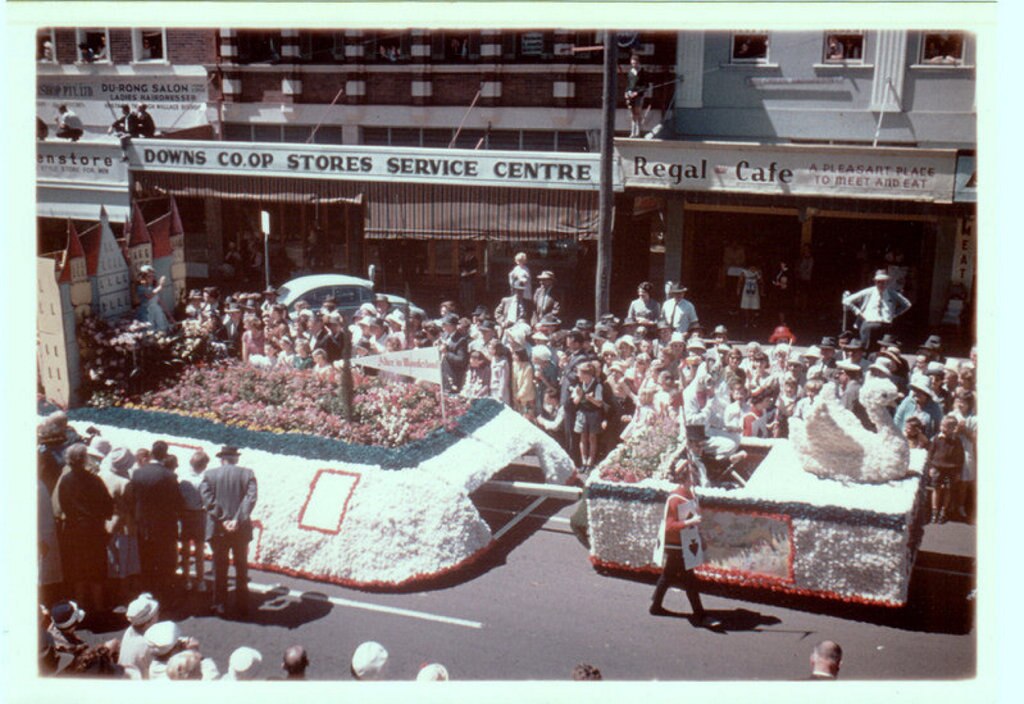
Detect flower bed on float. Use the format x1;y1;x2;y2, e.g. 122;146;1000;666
60;363;574;588
586;418;928;607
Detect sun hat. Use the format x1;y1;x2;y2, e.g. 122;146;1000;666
145;620;181;656
873;269;890;282
227;647;263;680
351;641;388;680
108;447;136;477
216;445;240;458
126;593;159;627
417;663;450;681
50;600;85;630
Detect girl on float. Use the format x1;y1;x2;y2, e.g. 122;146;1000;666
134;265;171;332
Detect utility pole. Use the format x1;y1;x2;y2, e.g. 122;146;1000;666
595;31;617;320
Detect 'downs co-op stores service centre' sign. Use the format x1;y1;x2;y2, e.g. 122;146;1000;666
617;141;958;202
128;140;615;191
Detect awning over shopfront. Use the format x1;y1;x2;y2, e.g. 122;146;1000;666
134;171;363;205
363;182;598;241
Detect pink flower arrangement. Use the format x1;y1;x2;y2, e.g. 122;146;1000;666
134;362;469;447
598;414;681;484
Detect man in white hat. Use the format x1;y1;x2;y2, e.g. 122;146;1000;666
842;269;912;350
224;646;263;680
200;446;258;616
118;592;160;677
351;641;388;680
531;270;560;327
660;282;698;334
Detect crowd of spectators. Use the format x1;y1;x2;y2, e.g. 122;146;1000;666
159;252;977;501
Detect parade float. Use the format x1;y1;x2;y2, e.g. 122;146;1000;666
586;377;929;607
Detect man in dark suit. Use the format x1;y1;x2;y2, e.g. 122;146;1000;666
221;304;245;358
494;279;533;334
310;312;341;362
531;270;561;327
200;446;258;616
439;313;468;393
559;330;592;465
129;440;183;601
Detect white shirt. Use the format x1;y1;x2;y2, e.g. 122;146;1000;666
660;297;698;333
843;285;912;324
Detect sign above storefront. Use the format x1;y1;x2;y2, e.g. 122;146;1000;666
127;139;615;191
36;68;210;137
616;140;958;202
954;154;976;203
37;142;130;221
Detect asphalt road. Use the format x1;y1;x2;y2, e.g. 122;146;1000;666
74;483;976;683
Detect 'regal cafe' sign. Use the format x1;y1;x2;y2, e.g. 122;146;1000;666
616;140;958;202
128;139;613;191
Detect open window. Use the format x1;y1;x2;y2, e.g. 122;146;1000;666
37;28;56;62
369;31;411;63
133;28;166;62
75;28;109;63
236;30;282;64
823;31;865;63
731;32;769;63
299;30;346;63
921;32;965;65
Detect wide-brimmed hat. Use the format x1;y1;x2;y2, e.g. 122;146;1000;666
574;319;594;332
417;663;450;681
87;438;111;460
441;313;459;327
351;641;388;680
216;445;240;458
909;381;936;401
188;289;202;300
668;282;688;294
126;592;159;627
669;331;686;344
227;647;263;680
837;360;862;374
538;315;561;328
868;357;894;377
819;336;837;350
802;345;822;360
686;338;707;352
877;333;900;348
145;621;181;656
844;338;863;350
684;424;707;442
108;447;136;477
873;269;891;282
925;361;946;376
713;324;728;336
50;600;85;630
537;270;555;281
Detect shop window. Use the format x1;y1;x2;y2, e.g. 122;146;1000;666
921;32;965;64
731;32;769;64
75;28;109;63
823;31;865;63
369;32;411;63
132;28;166;62
37;28;56;62
299;31;345;63
361;127;390;146
309;126;344;145
422;128;455;148
486;130;521;150
236;30;281;64
452;129;486;150
389;128;423;147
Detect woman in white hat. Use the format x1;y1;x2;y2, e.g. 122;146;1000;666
118;592;159;677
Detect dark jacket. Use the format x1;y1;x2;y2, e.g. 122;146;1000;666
200;463;258;542
130;462;183;541
440;331;469;393
531;286;560;327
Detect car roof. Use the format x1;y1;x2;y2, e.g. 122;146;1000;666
278;274;373;292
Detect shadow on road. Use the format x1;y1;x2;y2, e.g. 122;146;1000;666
595;549;975;635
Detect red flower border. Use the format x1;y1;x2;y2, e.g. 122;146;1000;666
297;468;363;536
588;556;905;608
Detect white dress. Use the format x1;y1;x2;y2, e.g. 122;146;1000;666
739;269;762;311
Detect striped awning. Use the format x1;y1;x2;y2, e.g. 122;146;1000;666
133;172;363;205
364;182;599;241
133;172;599;241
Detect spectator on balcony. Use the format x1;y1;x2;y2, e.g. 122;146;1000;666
55;105;84;142
624;53;650;138
129;103;156;138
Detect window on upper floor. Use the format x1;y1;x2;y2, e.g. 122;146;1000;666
443;32;473;61
133;28;166;62
368;31;412;63
76;28;109;63
823;31;865;63
731;32;769;64
236;30;282;64
37;28;56;62
921;32;965;65
299;31;346;63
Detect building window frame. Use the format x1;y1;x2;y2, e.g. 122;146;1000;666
132;28;168;63
75;27;110;64
298;30;346;63
369;31;412;63
822;30;866;64
37;27;56;62
236;30;283;65
730;31;770;64
919;31;966;65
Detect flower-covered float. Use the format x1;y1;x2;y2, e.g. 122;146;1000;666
586;377;928;607
55;360;574;589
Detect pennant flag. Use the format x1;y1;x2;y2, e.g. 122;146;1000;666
355;346;442;385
